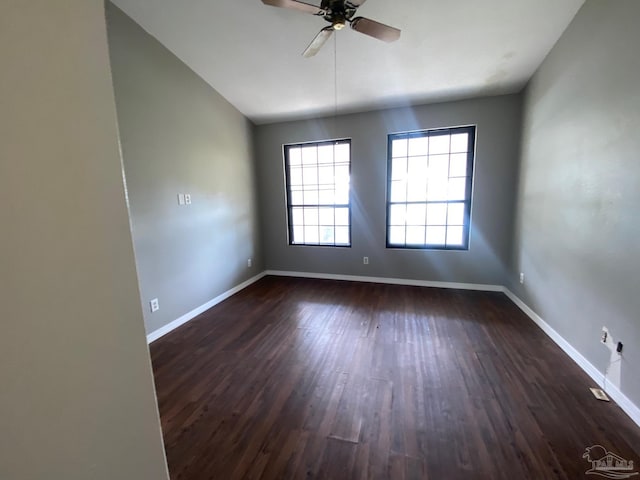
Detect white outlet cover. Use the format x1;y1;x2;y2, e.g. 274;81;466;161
185;194;192;205
150;298;159;313
363;257;369;265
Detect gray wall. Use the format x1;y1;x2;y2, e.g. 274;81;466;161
107;4;263;335
255;95;522;285
0;1;169;479
510;1;640;407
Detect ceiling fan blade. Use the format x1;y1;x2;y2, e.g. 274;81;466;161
303;27;334;58
262;0;324;15
350;17;401;43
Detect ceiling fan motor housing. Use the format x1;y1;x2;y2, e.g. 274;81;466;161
321;0;358;29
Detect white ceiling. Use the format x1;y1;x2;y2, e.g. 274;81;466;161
111;0;584;125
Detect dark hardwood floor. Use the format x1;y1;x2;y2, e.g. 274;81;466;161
150;276;640;479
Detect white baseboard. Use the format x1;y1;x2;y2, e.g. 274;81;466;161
147;270;500;343
146;272;266;344
503;288;640;428
144;268;640;428
265;270;503;292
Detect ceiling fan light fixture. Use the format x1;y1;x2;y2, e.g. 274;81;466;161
333;20;346;30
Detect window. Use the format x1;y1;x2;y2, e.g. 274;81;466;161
386;126;475;250
284;139;351;247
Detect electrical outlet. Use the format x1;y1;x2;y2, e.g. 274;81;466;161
363;257;369;265
519;272;525;284
150;298;159;313
184;194;192;205
247;258;252;268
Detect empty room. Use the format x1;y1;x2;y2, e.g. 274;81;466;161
2;1;639;479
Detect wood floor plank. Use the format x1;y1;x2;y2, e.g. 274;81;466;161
150;276;640;479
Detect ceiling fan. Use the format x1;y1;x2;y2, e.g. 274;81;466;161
262;0;401;58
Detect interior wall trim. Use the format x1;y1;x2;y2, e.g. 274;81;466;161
146;269;639;428
503;289;640;428
146;272;266;344
265;270;504;291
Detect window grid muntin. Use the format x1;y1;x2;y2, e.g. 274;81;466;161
284;139;351;247
386;126;475;250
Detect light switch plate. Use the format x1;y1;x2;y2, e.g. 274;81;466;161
177;194;185;205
